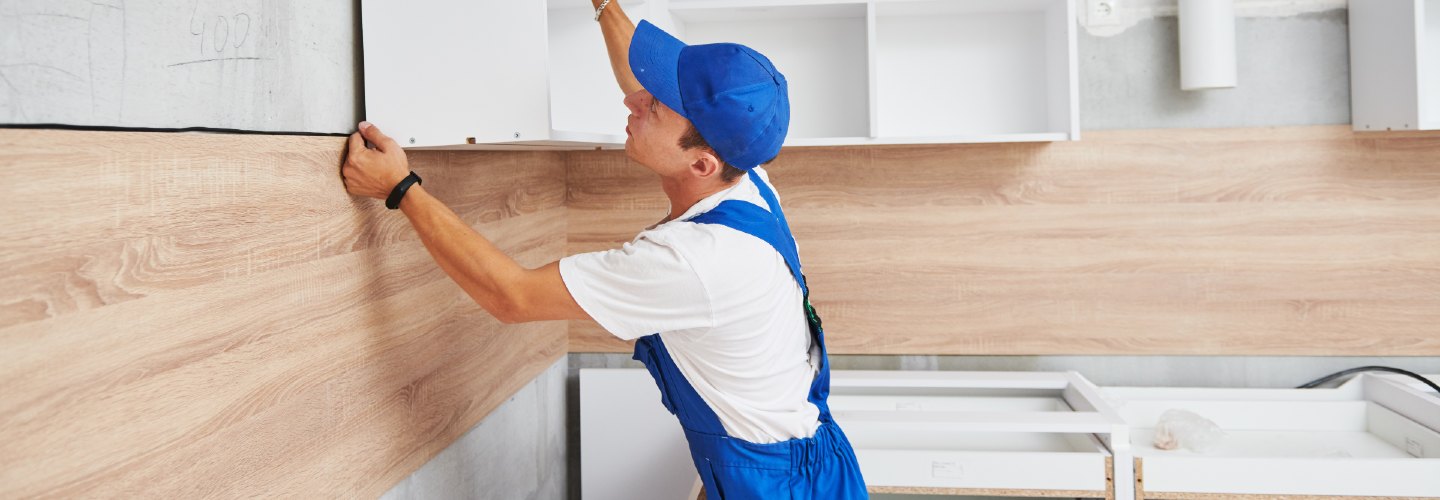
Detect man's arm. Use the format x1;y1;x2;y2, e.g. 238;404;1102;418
341;122;591;324
593;0;642;95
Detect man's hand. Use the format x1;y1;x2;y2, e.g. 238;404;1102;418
342;121;410;200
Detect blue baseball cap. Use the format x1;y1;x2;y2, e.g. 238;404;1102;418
628;20;790;170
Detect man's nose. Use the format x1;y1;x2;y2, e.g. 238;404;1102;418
623;92;646;115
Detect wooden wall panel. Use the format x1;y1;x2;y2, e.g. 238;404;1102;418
0;130;567;497
566;126;1440;355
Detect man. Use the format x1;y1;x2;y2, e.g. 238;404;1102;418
341;0;867;497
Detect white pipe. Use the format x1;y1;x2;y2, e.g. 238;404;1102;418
1178;0;1237;90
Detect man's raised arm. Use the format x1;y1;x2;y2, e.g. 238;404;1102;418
592;0;642;95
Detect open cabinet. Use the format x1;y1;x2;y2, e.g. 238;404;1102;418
361;0;1079;150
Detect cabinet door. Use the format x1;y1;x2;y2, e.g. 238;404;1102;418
1349;0;1423;131
362;0;552;147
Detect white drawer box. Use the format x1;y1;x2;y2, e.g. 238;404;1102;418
1103;374;1440;498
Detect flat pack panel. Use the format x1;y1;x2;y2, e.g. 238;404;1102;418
1132;427;1416;458
673;4;871;141
363;0;551;147
0;0;358;133
857;449;1108;491
830;394;1070;412
1367;374;1440;433
873;0;1056;17
1424;0;1440;128
875;4;1052;137
843;424;1106;453
1117;400;1371;431
580;369;695;500
1045;0;1077;138
1348;0;1422;131
1143;455;1440;497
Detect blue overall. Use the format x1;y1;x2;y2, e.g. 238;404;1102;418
631;170;868;499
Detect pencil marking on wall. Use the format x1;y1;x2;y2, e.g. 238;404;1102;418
0;0;357;133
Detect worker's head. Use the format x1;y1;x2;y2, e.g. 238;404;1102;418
624;21;789;185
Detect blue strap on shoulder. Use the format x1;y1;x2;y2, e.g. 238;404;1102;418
688;170;807;297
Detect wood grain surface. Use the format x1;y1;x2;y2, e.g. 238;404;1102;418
566;126;1440;355
0;130;568;498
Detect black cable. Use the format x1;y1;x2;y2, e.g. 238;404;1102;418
1297;365;1440;396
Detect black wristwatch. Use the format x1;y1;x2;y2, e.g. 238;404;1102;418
385;171;422;210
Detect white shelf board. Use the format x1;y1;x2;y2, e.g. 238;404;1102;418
831;369;1088;389
670;1;868;20
856;448;1111;492
830;394;1071;412
669;0;869;8
1141;454;1440;498
403;129;626;151
1130;428;1414;458
1425;0;1440;128
785;132;1072;147
874;0;1060;17
549;0;648;10
846;427;1107;453
836;409;1124;434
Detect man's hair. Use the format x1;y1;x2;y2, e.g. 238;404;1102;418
678;123;774;183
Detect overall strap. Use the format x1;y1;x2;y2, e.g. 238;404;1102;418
688;169;834;422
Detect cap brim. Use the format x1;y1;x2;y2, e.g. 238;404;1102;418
628;20;688;118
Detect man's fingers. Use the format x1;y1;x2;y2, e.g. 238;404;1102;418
347;131;366;156
357;121;397;152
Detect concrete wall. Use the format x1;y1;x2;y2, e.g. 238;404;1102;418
0;0;363;133
1079;9;1352;130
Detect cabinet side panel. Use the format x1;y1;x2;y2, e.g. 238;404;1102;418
1423;0;1440;128
1349;0;1422;131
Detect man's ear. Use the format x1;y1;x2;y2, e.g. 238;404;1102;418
689;149;722;179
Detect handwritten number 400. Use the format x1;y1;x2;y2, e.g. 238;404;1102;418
190;12;252;55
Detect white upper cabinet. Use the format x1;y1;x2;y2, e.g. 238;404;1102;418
362;0;1079;150
1350;0;1440;132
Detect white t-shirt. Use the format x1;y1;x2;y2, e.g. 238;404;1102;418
559;168;821;444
